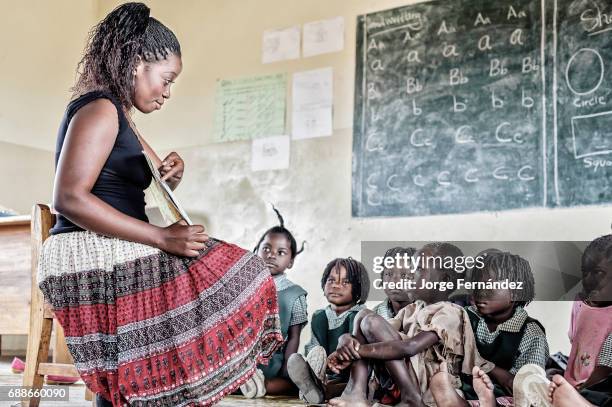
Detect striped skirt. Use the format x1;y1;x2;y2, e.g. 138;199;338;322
37;231;283;406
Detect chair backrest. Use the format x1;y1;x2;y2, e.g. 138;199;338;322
31;204;55;287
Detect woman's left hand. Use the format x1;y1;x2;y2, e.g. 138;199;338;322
159;152;184;190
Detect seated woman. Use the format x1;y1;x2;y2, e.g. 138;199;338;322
37;3;282;406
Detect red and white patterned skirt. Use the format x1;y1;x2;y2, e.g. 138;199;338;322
37;231;283;406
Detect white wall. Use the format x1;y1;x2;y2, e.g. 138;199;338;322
2;0;609;355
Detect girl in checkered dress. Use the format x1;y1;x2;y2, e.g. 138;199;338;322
461;251;549;403
239;206;308;398
287;257;370;404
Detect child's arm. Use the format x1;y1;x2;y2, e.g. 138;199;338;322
496;321;549;391
580;334;612;389
356;331;439;360
579;365;612;389
328;332;439;374
281;324;304;377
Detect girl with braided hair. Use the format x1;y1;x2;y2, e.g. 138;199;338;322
36;3;283;406
287;257;370;404
454;251;548;405
239;206;307;398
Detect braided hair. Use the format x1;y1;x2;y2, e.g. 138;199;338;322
320;258;370;304
72;2;181;108
380;246;417;279
472;251;536;306
253;205;305;260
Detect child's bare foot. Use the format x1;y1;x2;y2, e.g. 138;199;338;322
430;362;469;407
327;382;371;407
327;395;372;406
548;375;594;407
472;365;495;407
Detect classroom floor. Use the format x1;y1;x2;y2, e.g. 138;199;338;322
0;356;306;407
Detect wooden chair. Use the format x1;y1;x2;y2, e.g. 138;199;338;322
21;204;94;406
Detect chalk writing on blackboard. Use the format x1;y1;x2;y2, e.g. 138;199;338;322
352;0;612;217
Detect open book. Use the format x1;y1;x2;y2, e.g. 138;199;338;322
142;150;193;226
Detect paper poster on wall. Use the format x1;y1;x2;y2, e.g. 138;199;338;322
251;135;290;172
292;67;333;140
214;73;286;142
262;26;301;64
303;16;344;57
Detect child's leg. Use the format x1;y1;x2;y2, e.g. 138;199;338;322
264;377;298;396
359;311;425;407
325;379;348;400
328;310;380;406
327;359;371;406
548;375;595;407
287;352;326;403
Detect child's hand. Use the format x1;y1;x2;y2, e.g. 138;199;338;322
327;351;352;374
336;334;361;362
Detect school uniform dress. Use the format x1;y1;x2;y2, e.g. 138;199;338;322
304;304;365;381
463;306;549;398
372;299;395;320
37;91;283;406
598;334;612;371
258;273;307;379
565;301;612;405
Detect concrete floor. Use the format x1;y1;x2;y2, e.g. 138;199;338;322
0;356;307;407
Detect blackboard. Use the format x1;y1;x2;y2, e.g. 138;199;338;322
551;0;612;206
352;0;612;217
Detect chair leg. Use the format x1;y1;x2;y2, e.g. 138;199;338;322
21;288;52;407
90;390;98;406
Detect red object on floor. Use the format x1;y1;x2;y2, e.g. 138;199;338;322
11;357;25;373
380;385;401;405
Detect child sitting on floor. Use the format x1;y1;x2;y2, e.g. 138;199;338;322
240;206;307;398
565;234;611;405
461;251;549;402
373;247;417;320
541;235;612;406
326;242;494;407
287;257;370;404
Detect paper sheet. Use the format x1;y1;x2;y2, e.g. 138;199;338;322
214;73;286;142
142;150;193;226
303;16;344;57
291;67;333;140
262;26;301;63
251;135;290;172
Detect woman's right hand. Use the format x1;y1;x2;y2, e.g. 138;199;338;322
155;221;209;257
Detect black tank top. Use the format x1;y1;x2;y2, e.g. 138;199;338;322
50;91;152;235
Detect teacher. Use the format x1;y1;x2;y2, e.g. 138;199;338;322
37;3;282;406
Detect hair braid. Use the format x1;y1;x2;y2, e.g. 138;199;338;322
72;2;180;109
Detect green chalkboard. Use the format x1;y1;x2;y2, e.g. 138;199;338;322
550;0;612;206
352;0;611;217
